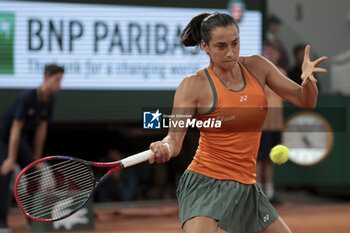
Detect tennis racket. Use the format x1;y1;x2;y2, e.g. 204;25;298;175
14;146;167;222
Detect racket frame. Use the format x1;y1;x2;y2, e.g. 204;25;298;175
14;148;154;222
14;155;122;222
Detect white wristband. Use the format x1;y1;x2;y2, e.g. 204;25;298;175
164;142;172;155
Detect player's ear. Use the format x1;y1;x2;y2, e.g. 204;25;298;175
201;40;209;53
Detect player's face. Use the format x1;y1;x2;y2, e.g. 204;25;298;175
46;72;63;92
202;25;240;70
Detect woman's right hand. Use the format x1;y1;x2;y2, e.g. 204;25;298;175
149;141;172;164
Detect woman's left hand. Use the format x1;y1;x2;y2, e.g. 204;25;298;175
301;45;328;84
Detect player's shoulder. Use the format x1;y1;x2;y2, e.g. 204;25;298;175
240;55;271;73
178;69;208;90
240;55;266;66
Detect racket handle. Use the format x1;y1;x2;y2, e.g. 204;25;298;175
121;143;171;168
121;150;152;168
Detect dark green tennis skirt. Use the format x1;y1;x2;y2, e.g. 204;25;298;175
176;170;279;233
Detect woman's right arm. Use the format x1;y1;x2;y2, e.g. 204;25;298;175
149;74;200;164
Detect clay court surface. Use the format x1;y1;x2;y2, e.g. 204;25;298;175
8;197;350;233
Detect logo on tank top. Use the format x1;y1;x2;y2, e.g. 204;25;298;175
216;115;236;122
240;95;248;102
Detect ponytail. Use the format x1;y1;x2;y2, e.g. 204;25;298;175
181;13;210;47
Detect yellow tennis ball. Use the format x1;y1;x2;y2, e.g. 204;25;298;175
270;145;289;164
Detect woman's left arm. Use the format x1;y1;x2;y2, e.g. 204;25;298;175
260;45;327;109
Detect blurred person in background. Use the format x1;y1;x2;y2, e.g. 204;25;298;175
288;43;308;85
0;64;64;231
147;163;175;200
257;42;285;204
95;148;138;202
266;15;290;71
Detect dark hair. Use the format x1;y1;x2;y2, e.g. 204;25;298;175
268;15;281;24
293;44;306;56
181;12;239;47
44;64;64;77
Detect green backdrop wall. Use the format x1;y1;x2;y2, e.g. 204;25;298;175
275;96;350;196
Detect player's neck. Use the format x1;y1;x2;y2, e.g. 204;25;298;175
211;62;241;84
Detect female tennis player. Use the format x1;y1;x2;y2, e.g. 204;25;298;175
149;13;327;233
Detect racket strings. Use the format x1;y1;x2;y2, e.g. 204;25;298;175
16;158;94;220
18;165;92;219
17;162;92;202
18;180;93;211
23;190;91;219
17;168;93;205
18;160;75;187
17;162;88;194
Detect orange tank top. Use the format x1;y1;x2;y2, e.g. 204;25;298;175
187;61;268;184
